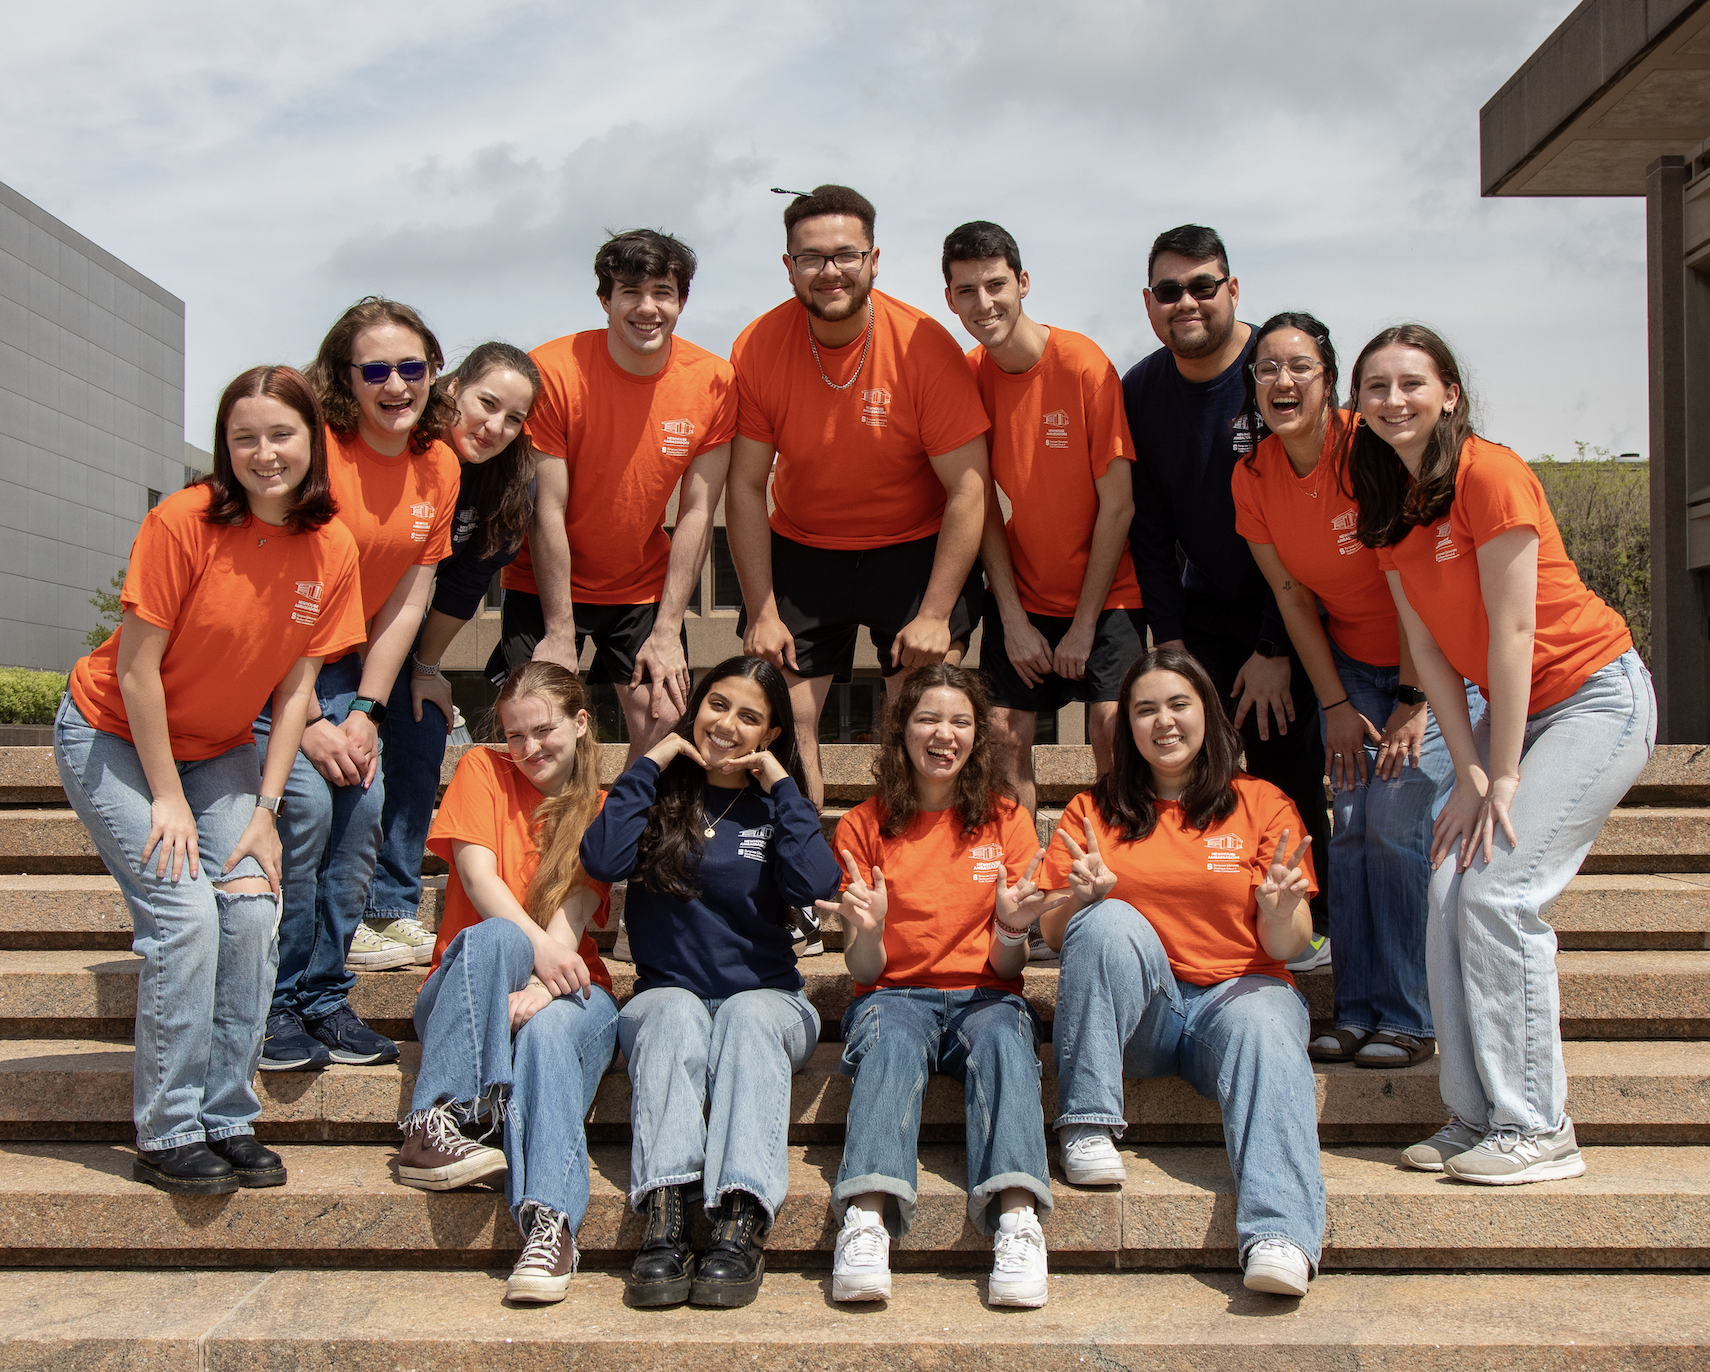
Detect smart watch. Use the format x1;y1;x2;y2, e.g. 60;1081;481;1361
348;696;388;727
256;794;285;817
1395;685;1428;706
1255;638;1286;659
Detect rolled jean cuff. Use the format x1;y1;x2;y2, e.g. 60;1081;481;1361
204;1125;256;1143
832;1173;917;1238
1242;1228;1321;1275
362;903;415;920
1051;1109;1126;1137
708;1178;778;1226
969;1170;1053;1237
628;1170;702;1213
138;1128;205;1152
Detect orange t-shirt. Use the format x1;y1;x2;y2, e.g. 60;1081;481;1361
732;290;990;550
325;426;460;622
68;484;365;760
503;331;738;605
833;795;1037;996
1232;418;1399;666
970;328;1142;617
1374;436;1633;713
424;745;612;993
1040;783;1317;988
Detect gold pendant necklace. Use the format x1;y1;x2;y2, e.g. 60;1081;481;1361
703;785;748;838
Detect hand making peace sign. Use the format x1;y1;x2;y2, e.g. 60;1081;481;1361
1056;817;1118;910
1253;827;1313;920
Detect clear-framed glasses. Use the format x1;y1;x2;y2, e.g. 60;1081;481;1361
352;360;430;385
788;249;872;275
1251;357;1324;386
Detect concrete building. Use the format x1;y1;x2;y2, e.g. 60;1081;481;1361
1484;0;1710;741
0;179;188;670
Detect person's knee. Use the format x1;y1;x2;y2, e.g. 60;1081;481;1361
626;989;712;1052
1063;899;1151;957
213;876;273;897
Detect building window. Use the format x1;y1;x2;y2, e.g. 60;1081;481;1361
146;489;161;510
664;527;702;615
711;528;743;611
1034;709;1058;744
182;464;201;489
487;571;503;610
819;679;883;745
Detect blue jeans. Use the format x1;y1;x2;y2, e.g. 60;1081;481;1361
53;695;274;1150
368;624;449;921
1053;900;1325;1268
1430;648;1654;1135
1322;640;1485;1038
619;985;819;1224
411;918;619;1233
253;652;385;1021
834;986;1052;1238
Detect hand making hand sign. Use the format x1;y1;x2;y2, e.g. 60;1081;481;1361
1253;826;1314;959
995;847;1067;936
817;849;889;984
713;747;790;793
1056;817;1118;911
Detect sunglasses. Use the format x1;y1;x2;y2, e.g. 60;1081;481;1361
1149;275;1229;305
351;360;430;385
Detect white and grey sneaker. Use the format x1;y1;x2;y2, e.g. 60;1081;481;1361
1401;1117;1486;1172
343;922;414;971
610;912;632;964
988;1206;1048;1307
831;1205;891;1302
791;906;824;956
1443;1118;1586;1185
1027;922;1059;963
1059;1124;1125;1186
1243;1238;1311;1296
1285;934;1331;973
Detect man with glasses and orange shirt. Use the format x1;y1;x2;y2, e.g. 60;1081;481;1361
727;185;991;803
1123;224;1331;962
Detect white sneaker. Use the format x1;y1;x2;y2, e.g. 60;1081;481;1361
610;911;632;964
1443;1118;1587;1185
1285;934;1331;973
1401;1117;1486;1172
831;1205;891;1302
344;922;414;971
988;1206;1048;1307
365;915;434;966
1059;1124;1125;1186
1243;1238;1311;1296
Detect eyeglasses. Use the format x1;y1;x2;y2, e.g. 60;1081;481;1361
788;249;872;275
351;360;430;386
1252;358;1324;386
1149;275;1229;305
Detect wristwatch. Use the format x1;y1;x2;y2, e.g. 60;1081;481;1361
256;794;285;817
348;696;388;727
1255;638;1286;659
1395;685;1428;706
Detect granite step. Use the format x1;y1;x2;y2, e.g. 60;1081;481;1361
4;1038;1704;1147
2;1139;1707;1270
4;1267;1709;1368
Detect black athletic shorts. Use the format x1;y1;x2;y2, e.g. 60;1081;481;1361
486;590;686;686
737;530;983;682
980;598;1147;712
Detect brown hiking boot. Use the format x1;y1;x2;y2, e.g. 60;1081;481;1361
507;1203;576;1303
396;1103;506;1190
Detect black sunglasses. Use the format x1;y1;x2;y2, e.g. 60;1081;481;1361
351;360;430;385
1150;275;1229;305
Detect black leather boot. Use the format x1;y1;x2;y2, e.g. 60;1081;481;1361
625;1184;695;1307
690;1190;766;1307
207;1135;287;1187
132;1142;239;1196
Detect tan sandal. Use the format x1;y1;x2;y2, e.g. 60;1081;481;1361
1354;1031;1435;1068
1307;1027;1368;1063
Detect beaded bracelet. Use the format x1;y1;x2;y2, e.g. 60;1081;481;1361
992;920;1031;947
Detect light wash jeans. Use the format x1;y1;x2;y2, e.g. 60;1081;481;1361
833;986;1052;1238
53;695;275;1150
1053;899;1325;1268
253;652;385;1022
369;623;449;922
619;985;819;1224
411;918;618;1233
1323;640;1485;1038
1429;648;1654;1135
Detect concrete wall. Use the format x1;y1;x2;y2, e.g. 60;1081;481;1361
0;180;186;670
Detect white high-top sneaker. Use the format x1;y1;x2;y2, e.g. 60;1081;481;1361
831;1205;891;1302
987;1206;1048;1307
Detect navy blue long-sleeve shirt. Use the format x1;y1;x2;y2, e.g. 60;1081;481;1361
430;464;530;621
579;758;842;999
1123;332;1286;648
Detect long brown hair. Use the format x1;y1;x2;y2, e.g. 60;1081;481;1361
496;662;602;929
873;663;1011;839
443;342;540;559
1091;646;1241;843
202;366;337;533
306;296;455;454
1347;324;1475;548
1238;311;1350;491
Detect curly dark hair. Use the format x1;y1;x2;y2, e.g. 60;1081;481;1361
305;297;455;454
782;184;875;246
872;663;1011;839
202;365;337;534
1091;646;1242;843
593;228;698;304
631;657;810;906
443;342;540;560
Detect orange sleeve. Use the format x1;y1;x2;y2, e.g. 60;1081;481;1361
1000;800;1042;884
1084;363;1133;482
732;322;778;447
119;506;196;632
426;748;503;866
1038;791;1095;890
909;327;991;458
698;366;739;455
304;541;366;660
522;345;577;462
1375;545;1398;571
1253;786;1319;898
833;801;881;887
1230;458;1271;545
414;445;460;567
1458;446;1545;549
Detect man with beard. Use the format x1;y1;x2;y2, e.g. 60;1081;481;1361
727;185;991;802
1123;224;1331;959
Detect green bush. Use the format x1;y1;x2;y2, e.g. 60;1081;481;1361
0;668;68;724
1531;448;1649;664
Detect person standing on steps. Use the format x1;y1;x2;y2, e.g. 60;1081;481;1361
1345;325;1654;1185
56;365;364;1195
727;185;992;805
395;662;618;1305
1039;646;1324;1299
941;220;1142;820
494;229;735;770
580;656;839;1310
822;664;1055;1310
1123;226;1331;971
1232;313;1484;1069
364;342;543;967
257;298;461;1074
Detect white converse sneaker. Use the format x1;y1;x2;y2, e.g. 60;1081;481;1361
365;915;434;966
988;1206;1048;1307
1243;1238;1311;1297
831;1205;891;1302
1443;1118;1587;1185
506;1202;575;1303
343;922;414;971
1059;1124;1125;1186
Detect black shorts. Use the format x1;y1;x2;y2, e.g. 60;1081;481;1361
980;599;1147;712
738;531;983;682
486;590;686;686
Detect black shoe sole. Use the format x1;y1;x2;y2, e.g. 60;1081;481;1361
131;1157;240;1196
689;1253;764;1308
624;1257;696;1308
228;1165;287;1188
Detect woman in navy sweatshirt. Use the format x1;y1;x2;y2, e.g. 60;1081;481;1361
580;655;840;1311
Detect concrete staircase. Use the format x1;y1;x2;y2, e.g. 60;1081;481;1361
1;741;1708;1365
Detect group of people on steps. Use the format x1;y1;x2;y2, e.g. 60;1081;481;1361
52;187;1653;1312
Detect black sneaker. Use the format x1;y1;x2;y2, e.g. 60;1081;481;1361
304;1003;400;1065
132;1141;239;1196
790;906;824;957
259;1008;333;1072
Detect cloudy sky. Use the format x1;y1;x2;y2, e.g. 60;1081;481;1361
2;1;1644;462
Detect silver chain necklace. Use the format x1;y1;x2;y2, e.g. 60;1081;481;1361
808;300;874;391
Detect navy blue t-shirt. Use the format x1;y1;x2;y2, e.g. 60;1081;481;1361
579;758;842;999
430;463;530;621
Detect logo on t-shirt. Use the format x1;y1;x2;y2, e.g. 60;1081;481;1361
1331;507;1362;556
1042;409;1070;450
737;824;773;863
409;502;435;544
290;581;324;628
967;842;1004;883
860;388;891;428
1204;832;1244;874
661;418;696;459
1433;520;1458;563
1231;413;1257;457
